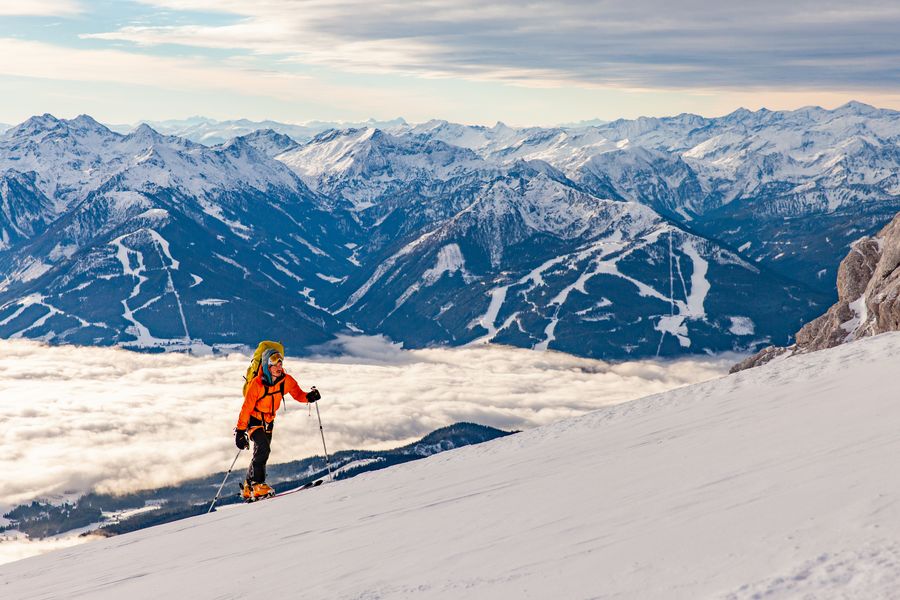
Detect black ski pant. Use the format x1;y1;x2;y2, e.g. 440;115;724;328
246;419;273;484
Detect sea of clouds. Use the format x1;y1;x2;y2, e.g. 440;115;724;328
0;336;735;513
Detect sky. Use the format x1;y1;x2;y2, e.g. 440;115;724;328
0;0;899;126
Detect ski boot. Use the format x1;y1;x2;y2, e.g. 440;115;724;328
252;482;275;500
241;480;275;502
240;480;253;501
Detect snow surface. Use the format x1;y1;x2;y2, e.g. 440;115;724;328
728;316;756;336
3;333;900;598
654;239;711;349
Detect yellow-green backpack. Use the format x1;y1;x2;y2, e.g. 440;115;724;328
243;340;284;397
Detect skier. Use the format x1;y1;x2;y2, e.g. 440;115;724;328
235;348;321;500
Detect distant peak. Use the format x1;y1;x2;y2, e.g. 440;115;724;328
15;113;61;130
420;118;449;129
130;122;163;138
309;126;377;144
723;107;752;120
235;128;298;156
835;100;878;115
69;114;110;134
71;114;99;125
219;135;257;156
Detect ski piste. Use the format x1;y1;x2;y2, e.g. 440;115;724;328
241;478;325;503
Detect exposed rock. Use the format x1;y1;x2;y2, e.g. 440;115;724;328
731;212;900;372
729;345;790;373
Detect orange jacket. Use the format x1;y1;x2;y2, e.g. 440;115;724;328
236;371;310;430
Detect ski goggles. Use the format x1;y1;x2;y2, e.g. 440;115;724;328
267;353;283;366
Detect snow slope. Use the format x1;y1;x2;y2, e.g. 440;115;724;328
3;333;900;598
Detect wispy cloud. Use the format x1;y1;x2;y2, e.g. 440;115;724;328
85;0;900;92
0;38;311;98
0;0;82;16
0;337;732;509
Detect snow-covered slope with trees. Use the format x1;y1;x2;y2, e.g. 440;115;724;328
0;115;352;352
3;332;899;598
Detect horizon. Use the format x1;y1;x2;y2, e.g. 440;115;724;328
1;99;894;132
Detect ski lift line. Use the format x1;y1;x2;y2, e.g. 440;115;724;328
668;230;675;317
152;240;191;342
657;230;676;357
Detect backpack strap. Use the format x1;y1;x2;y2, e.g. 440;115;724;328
256;378;288;420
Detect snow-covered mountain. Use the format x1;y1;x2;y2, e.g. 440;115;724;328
112;116;409;146
398;103;900;292
3;105;898;358
3;332;899;598
0;115;354;352
327;160;813;357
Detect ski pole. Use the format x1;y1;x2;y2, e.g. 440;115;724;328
207;448;243;513
313;392;334;482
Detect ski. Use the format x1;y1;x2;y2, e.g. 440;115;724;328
239;479;324;503
273;479;325;498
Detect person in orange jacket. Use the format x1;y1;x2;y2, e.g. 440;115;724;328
235;348;321;499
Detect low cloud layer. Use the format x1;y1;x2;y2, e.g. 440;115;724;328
0;530;93;565
0;336;733;510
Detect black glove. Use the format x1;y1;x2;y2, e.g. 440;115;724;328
306;387;321;403
235;429;249;450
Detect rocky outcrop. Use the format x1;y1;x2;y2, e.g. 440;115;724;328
732;212;900;372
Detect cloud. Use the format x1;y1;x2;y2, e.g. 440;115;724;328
0;337;733;510
85;0;900;92
0;530;95;565
0;38;314;100
0;0;82;16
0;36;431;124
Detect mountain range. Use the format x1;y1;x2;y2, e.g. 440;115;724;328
2;102;899;358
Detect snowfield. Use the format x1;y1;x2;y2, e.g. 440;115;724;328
3;333;900;598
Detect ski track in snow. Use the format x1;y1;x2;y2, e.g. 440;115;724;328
0;294;111;340
271;260;304;283
393;244;473;314
469;228;701;351
336;227;441;314
110;233;154;344
110;229;193;348
472;237;629;346
516;230;710;353
213;252;250;279
151;235;190;341
472;285;510;342
654;239;711;351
